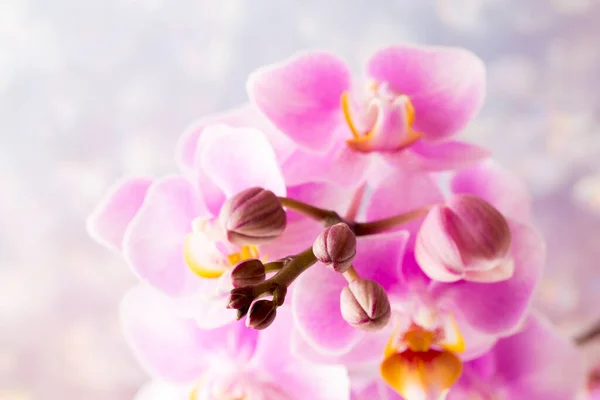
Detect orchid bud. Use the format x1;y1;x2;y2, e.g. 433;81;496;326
231;259;266;288
415;194;513;283
313;223;356;273
340;279;391;332
246;300;277;330
219;187;287;246
227;287;254;320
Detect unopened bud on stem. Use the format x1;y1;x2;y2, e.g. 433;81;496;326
340;279;391;332
231;259;266;288
219;187;287;245
313;223;356;273
246;300;277;330
227;287;254;320
415;194;513;283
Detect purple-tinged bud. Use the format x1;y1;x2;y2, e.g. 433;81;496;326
415;194;513;283
313;223;356;273
340;279;391;332
219;187;287;246
227;287;254;312
231;259;266;288
246;300;277;330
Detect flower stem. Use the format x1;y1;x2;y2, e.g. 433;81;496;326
342;266;360;283
351;206;432;236
250;247;317;300
278;197;344;227
279;196;432;235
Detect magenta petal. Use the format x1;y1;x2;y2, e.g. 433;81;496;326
367;45;486;140
123;176;207;296
248;51;351;153
176;104;296;174
389;140;491;172
198;125;286;198
254;307;351;400
292;262;365;355
281;143;371;187
176;104;257;173
120;285;207;383
353;231;409;291
451;161;531;222
122;285;259;384
366;169;444;242
86;177;152;251
435;221;545;335
492;313;585;400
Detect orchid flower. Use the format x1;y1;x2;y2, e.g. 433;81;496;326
121;284;351;400
247;45;490;187
87;125;354;328
289;164;545;399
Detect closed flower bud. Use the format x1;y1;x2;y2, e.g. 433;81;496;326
231;259;266;288
313;223;356;273
246;300;277;330
227;287;254;312
415;194;513;283
219;187;287;246
340;279;391;332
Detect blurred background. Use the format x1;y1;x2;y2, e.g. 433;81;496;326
1;0;599;398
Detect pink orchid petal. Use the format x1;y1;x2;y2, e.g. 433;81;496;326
353;231;410;291
451;161;532;222
198;125;286;199
119;285;208;383
292;323;393;367
123;176;208;296
352;381;400;400
122;285;259;384
173;277;237;329
134;381;189;400
281;142;371;187
366;169;444;244
176;104;296;174
86;177;152;251
292;262;366;355
254;307;352;400
493;313;585;400
453;314;497;361
247;51;351;153
435;221;545;336
367;45;486;141
384;140;491;172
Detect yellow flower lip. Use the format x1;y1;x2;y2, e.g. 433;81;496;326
381;315;466;399
183;220;261;279
380;349;463;400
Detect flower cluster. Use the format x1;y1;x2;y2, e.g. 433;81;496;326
88;45;587;399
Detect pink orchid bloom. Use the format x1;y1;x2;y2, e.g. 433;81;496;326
290;166;545;399
448;313;585;400
87;125;354;327
121;285;351;400
351;313;584;400
246;45;490;187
